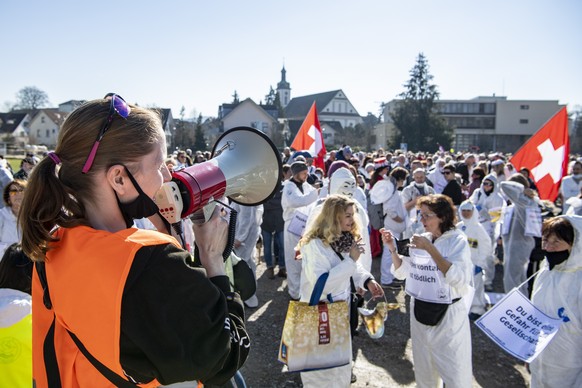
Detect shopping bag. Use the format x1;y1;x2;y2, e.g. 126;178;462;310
278;273;352;372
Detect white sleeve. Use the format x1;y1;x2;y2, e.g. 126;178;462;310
301;241;356;299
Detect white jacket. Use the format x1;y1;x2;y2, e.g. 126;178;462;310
370;178;408;238
530;215;582;387
281;179;318;222
231;203;264;262
299;238;372;303
469;174;505;237
456;203;492;269
0;206;20;259
392;228;473;299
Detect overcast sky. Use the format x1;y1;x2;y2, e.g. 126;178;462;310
1;0;580;119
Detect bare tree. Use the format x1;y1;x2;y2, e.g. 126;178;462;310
15;86;50;109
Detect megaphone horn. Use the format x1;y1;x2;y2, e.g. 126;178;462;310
171;126;282;219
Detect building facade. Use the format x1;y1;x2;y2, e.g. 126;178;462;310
379;96;565;153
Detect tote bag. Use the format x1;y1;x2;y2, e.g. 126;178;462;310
278;273;351;372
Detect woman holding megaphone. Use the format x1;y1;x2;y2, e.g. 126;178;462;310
19;95;249;387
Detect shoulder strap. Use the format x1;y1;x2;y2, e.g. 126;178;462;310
309;273;331;306
67;330;139;387
43;316;63;387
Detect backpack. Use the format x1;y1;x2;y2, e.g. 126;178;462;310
366;189;385;230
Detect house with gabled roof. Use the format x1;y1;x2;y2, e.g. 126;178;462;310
28;108;67;147
0;112;32;151
218;98;279;135
284;89;363;129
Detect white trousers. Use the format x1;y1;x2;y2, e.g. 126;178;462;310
411;298;473;388
283;221;302;299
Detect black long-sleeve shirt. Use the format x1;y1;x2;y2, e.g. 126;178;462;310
119;243;249;386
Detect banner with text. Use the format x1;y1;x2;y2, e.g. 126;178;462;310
475;289;562;362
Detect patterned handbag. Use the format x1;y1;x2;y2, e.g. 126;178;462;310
278;273;351;372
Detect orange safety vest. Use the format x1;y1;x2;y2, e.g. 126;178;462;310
33;226;186;388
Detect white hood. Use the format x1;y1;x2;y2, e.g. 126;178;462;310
555;215;582;271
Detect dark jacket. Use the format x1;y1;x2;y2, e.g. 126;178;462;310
442;180;464;205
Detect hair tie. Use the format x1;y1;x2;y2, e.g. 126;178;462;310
48;152;61;165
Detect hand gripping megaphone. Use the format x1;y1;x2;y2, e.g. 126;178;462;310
155;126;282;224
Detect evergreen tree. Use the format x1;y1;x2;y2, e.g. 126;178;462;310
193;114;207;151
265;86;276;105
390;53;453;151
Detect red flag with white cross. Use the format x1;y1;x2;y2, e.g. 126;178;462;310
509;107;569;201
290;102;327;169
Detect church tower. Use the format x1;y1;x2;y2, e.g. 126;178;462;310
276;66;291;108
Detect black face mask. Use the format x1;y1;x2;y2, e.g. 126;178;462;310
542;249;570;270
115;166;160;228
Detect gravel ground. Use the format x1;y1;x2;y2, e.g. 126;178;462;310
238;254;531;388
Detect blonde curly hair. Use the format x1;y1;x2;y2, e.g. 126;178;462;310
298;194;361;248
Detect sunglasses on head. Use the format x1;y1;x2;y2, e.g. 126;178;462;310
82;94;131;173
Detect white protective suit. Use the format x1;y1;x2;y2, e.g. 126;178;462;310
306;168;373;273
370;177;407;285
392;229;473;388
427;160;448;194
299;238;373;388
469;174;505;287
560;174;582;214
456;202;492;315
499;181;536;295
0;206;21;260
281;179;319;299
529;215;582;387
231;202;264;278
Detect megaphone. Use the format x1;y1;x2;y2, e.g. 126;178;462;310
156;126;282;223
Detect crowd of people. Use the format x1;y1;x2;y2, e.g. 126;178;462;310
0;95;581;386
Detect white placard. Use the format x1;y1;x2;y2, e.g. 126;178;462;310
501;205;514;235
475;289;563;362
287;211;308;237
524;207;542;237
405;248;452;304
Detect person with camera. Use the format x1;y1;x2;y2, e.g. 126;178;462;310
19;95;249;387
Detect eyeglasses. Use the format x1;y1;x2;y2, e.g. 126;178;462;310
483;182;493;186
443;171;452;175
82;94;131;173
8;188;24;196
418;212;437;220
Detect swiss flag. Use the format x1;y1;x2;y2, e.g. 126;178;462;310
290;102;327;169
509;107;569;201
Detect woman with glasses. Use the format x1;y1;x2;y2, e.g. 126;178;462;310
380;194;473;387
0;179;27;258
529;216;582;387
18;96;249;387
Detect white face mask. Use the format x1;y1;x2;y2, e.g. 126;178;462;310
573;174;582;180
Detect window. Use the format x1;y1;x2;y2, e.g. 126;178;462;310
46;129;50;137
520;105;530;110
519;119;529;124
37;129;41;137
41;116;45;123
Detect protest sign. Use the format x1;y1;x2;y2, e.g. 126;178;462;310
475;289;562;362
405;249;451;304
